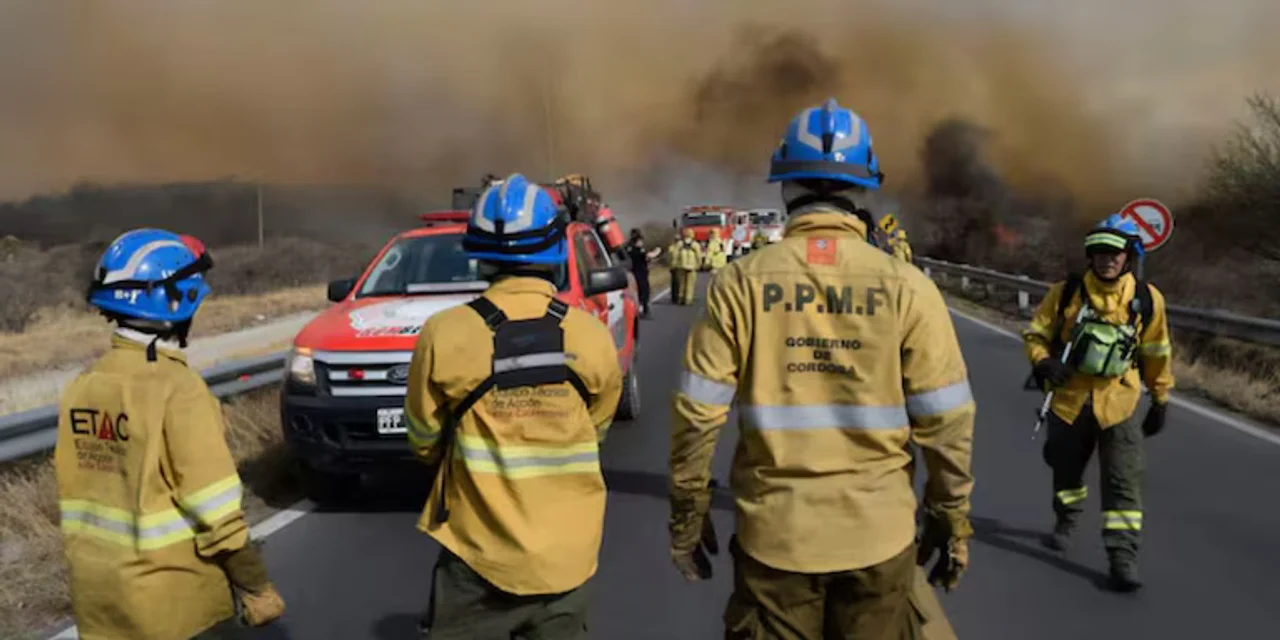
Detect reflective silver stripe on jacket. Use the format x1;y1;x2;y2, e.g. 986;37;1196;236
493;352;566;373
679;371;736;406
741;404;909;431
905;381;974;418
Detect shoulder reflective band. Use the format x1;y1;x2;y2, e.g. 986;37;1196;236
679;371;736;406
742;403;908;431
905;381;973;418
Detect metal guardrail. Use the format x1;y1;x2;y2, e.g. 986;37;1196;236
918;257;1280;346
0;351;287;463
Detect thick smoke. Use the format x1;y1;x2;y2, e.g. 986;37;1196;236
0;0;1277;221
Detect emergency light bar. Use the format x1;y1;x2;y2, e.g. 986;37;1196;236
418;210;471;225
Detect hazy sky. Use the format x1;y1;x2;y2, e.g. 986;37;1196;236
0;0;1275;213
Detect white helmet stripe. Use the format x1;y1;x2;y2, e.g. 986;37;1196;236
504;182;540;233
101;240;187;284
794;108;822;152
473;186;498;233
796;108;864;154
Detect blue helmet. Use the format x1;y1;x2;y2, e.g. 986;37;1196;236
87;229;212;323
463;173;568;265
1085;214;1144;257
768;98;884;190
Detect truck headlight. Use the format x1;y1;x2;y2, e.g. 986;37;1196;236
288;348;317;385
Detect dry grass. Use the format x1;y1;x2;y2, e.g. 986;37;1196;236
0;386;299;639
0;285;325;381
935;278;1280;428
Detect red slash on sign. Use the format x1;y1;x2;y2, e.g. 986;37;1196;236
1119;198;1174;252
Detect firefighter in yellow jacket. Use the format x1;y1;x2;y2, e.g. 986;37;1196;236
1023;214;1173;592
58;229;284;640
667;233;685;305
407;174;623;639
704;228;729;271
671;228;704;305
670;100;975;638
891;228;915;263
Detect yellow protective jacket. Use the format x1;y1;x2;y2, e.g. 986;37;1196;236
670;209;976;573
55;330;249;640
405;276;623;595
1023;271;1174;427
672;238;703;271
891;238;914;263
704;239;729;270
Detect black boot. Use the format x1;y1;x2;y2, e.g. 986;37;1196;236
1108;554;1143;592
1041;519;1074;552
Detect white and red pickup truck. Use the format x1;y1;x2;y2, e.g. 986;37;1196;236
280;208;643;500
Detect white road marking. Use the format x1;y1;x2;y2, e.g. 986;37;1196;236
948;307;1280;448
249;499;318;540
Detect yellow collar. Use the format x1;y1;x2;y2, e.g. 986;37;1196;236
486;276;557;297
784;209;870;241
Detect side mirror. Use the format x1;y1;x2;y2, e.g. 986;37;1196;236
327;278;355;302
584;266;630;297
671;219;677;228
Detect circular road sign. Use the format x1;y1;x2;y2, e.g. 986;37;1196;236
1119;198;1174;252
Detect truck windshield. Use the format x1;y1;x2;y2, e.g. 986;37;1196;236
359;234;483;297
683;213;726;226
756;212;781;225
358;233;568;297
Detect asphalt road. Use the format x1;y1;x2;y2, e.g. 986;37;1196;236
244;280;1280;640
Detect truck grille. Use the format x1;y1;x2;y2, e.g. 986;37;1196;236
313;350;414;397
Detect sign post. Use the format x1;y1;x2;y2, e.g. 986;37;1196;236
1118;198;1174;252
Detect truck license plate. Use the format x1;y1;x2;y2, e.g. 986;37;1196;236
377;407;406;435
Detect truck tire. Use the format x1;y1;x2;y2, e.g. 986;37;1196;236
616;359;641;421
298;461;358;505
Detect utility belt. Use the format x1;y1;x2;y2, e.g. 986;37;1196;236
426;296;590;525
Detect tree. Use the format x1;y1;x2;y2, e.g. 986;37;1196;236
1199;93;1280;261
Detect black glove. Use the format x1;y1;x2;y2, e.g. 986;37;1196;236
1142;402;1168;437
1033;358;1073;387
916;509;972;593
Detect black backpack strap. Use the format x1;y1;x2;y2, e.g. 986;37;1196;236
467;296;507;330
565;369;590;405
1049;272;1084;355
543;298;591;404
545;298;569;322
446;297;509;418
1130;279;1154;331
1057;272;1084;319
